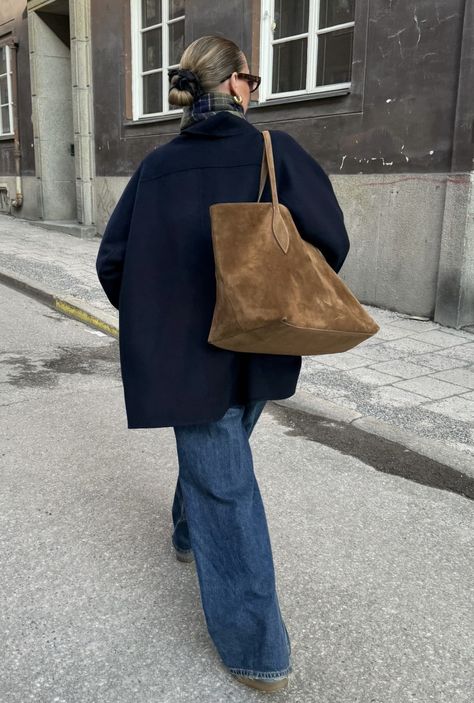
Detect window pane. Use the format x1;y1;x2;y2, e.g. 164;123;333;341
0;76;8;103
143;72;162;113
319;0;355;29
272;38;307;93
142;27;162;71
142;0;162;28
274;0;309;39
1;105;10;133
316;29;353;85
169;0;185;20
169;19;184;65
0;47;6;75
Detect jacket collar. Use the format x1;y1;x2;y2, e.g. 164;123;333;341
179;110;259;138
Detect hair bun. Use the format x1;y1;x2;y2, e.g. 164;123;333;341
168;67;204;99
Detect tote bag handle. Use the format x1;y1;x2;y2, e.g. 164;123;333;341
256;130;290;253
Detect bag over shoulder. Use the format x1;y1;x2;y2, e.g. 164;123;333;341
207;129;379;355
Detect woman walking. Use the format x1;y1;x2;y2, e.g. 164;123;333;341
96;34;349;692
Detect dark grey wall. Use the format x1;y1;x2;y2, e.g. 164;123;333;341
348;0;468;173
90;0;470;177
0;2;471;180
451;0;474;172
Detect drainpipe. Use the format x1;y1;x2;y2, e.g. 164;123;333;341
9;40;23;209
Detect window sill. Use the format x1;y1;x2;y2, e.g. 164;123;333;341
0;133;14;140
123;112;183;127
123;86;352;128
250;87;351;109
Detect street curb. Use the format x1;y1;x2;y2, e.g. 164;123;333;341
0;266;118;338
1;266;472;476
274;391;474;477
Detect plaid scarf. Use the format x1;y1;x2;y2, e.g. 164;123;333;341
180;90;247;132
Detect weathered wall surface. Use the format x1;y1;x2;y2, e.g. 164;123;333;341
91;0;467;176
334;173;447;316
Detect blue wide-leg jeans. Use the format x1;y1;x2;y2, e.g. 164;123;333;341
172;400;292;680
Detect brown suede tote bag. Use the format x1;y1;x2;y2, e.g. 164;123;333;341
207;130;379;355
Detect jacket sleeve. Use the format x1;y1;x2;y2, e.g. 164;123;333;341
95;161;143;310
272;131;350;273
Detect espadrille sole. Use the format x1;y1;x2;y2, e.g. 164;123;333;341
232;674;289;692
174;548;194;563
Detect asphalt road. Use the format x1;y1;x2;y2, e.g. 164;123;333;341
1;284;473;703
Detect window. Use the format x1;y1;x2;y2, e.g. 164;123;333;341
259;0;354;101
0;44;13;135
130;0;185;119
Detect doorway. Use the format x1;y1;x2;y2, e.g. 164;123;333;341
28;0;95;232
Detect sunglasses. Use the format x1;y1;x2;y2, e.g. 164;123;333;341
221;72;261;93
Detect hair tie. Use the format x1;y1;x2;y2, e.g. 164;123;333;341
168;68;204;99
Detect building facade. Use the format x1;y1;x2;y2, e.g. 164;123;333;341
0;0;472;328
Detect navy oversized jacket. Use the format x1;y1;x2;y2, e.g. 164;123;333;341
95;111;350;428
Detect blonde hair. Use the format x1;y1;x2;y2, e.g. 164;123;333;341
169;35;246;107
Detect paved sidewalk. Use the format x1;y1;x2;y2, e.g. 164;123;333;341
1;213;473;467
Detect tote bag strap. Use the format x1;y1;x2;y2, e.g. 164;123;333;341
256;130;290;253
257;130;279;208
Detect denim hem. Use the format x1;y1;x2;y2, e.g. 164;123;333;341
228;663;292;680
171;533;193;555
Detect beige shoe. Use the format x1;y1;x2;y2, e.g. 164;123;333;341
232;674;289;692
174;547;194;563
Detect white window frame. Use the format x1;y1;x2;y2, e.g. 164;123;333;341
130;0;184;120
259;0;354;103
0;44;14;136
